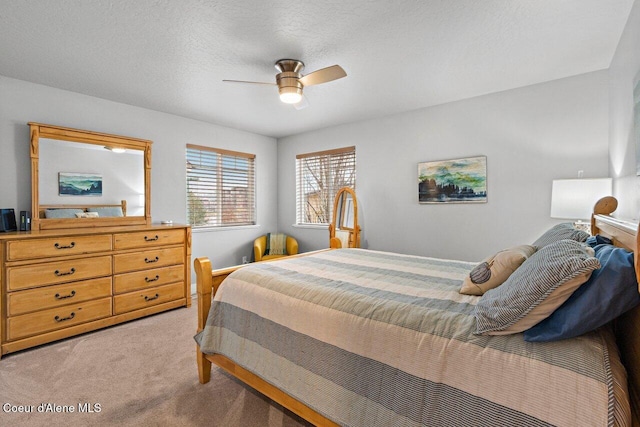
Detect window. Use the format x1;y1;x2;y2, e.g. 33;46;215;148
186;144;255;228
296;146;356;225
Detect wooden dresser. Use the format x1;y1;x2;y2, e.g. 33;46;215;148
0;224;191;358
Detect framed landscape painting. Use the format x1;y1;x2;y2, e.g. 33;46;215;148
58;172;103;196
418;156;487;204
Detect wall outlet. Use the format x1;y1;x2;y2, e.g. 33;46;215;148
242;256;248;264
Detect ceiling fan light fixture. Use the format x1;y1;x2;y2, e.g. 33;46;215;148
279;86;303;104
104;146;126;153
223;58;346;107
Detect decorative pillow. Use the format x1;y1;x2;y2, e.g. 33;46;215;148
75;211;99;218
264;233;287;256
44;208;84;219
532;222;590;248
474;239;600;335
524;244;640;342
459;245;537;295
87;207;124;217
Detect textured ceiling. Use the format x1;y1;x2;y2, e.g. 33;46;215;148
0;0;635;138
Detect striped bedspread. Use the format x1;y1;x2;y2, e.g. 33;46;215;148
195;249;628;427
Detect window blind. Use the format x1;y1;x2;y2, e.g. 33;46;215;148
296;146;356;225
186;144;256;228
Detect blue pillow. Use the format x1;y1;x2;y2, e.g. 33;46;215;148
87;206;123;217
45;208;84;219
585;235;612;247
524;244;640;342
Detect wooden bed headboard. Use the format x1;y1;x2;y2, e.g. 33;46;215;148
591;196;640;426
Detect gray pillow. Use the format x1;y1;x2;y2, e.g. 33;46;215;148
532;222;589;248
87;207;124;217
474;239;600;335
45;208;84;219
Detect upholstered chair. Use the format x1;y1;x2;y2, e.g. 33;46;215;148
254;234;299;262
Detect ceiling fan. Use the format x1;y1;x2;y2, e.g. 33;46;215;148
223;59;347;108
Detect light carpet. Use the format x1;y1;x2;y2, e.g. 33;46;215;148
0;302;310;427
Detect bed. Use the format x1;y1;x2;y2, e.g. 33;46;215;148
39;199;127;219
194;196;640;426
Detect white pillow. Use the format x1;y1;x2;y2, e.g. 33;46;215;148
75;211;100;218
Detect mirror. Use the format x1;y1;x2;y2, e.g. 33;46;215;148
329;187;361;249
29;123;152;230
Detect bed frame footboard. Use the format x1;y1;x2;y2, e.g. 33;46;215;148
193;251;338;426
194;257;244;384
194;256;212;384
194;251;329;384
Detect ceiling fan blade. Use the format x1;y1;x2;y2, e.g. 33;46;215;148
298;65;346;87
222;79;276;86
293;95;309;110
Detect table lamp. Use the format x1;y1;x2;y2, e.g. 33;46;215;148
550;178;612;231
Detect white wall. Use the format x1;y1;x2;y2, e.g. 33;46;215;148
0;75;278;270
0;65;613;270
609;0;640;219
278;71;610;261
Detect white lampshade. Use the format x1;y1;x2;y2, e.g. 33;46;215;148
550;178;612;220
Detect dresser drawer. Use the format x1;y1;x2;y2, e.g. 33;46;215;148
7;255;112;291
113;229;184;250
7;277;112;316
113;264;184;294
6;297;112;341
113;247;184;274
6;235;112;261
113;282;184;314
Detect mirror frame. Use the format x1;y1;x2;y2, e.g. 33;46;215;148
329;187;361;249
29;122;152;230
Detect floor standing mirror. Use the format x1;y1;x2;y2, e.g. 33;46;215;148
329;187;361;249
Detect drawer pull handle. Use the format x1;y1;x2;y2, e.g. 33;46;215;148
54;242;76;250
55;290;76;300
54;312;76;322
144;293;160;302
144;235;159;242
144;257;159;264
54;268;76;277
145;275;160;283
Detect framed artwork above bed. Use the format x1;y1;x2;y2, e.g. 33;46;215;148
418;155;487;204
